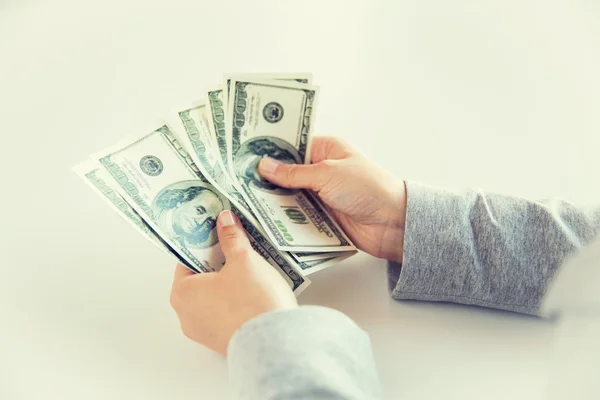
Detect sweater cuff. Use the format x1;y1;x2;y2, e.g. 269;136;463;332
227;306;381;399
387;181;478;303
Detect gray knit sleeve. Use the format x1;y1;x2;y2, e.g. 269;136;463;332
389;182;600;315
228;306;381;399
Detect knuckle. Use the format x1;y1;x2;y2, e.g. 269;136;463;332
319;159;337;171
329;136;346;147
328;137;356;157
325;136;345;153
221;228;242;242
314;160;338;191
233;245;252;260
284;163;298;184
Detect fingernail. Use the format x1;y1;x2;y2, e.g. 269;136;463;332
259;157;281;175
219;210;236;227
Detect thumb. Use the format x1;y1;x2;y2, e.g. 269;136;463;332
217;210;252;260
259;158;327;191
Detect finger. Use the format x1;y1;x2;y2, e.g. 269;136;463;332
173;263;194;282
258;159;330;191
310;136;356;164
217;210;252;260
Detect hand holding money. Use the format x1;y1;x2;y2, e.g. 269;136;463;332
74;73;359;298
170;211;298;355
72;73;413;360
259;137;407;264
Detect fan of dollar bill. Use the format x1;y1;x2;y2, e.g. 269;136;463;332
73;73;357;294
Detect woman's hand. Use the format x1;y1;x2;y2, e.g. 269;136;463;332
170;210;298;355
259;137;407;264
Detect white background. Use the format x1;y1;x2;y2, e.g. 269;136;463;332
1;1;599;399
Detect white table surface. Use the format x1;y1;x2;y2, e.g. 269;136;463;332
1;1;599;399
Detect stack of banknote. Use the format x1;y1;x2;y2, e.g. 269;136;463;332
73;73;357;294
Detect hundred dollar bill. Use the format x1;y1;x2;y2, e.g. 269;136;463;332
296;250;356;275
94;125;309;292
205;88;231;177
73;160;197;270
172;102;311;267
172;103;250;212
226;78;355;252
207;74;313;176
223;73;312;105
292;251;356;263
223;73;312;109
173;102;340;264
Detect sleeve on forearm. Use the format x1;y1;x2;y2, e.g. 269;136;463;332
388;181;600;315
227;306;381;400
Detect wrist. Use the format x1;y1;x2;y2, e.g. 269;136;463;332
380;180;407;264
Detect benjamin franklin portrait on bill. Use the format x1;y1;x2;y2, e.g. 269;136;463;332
233;137;302;195
152;181;227;249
